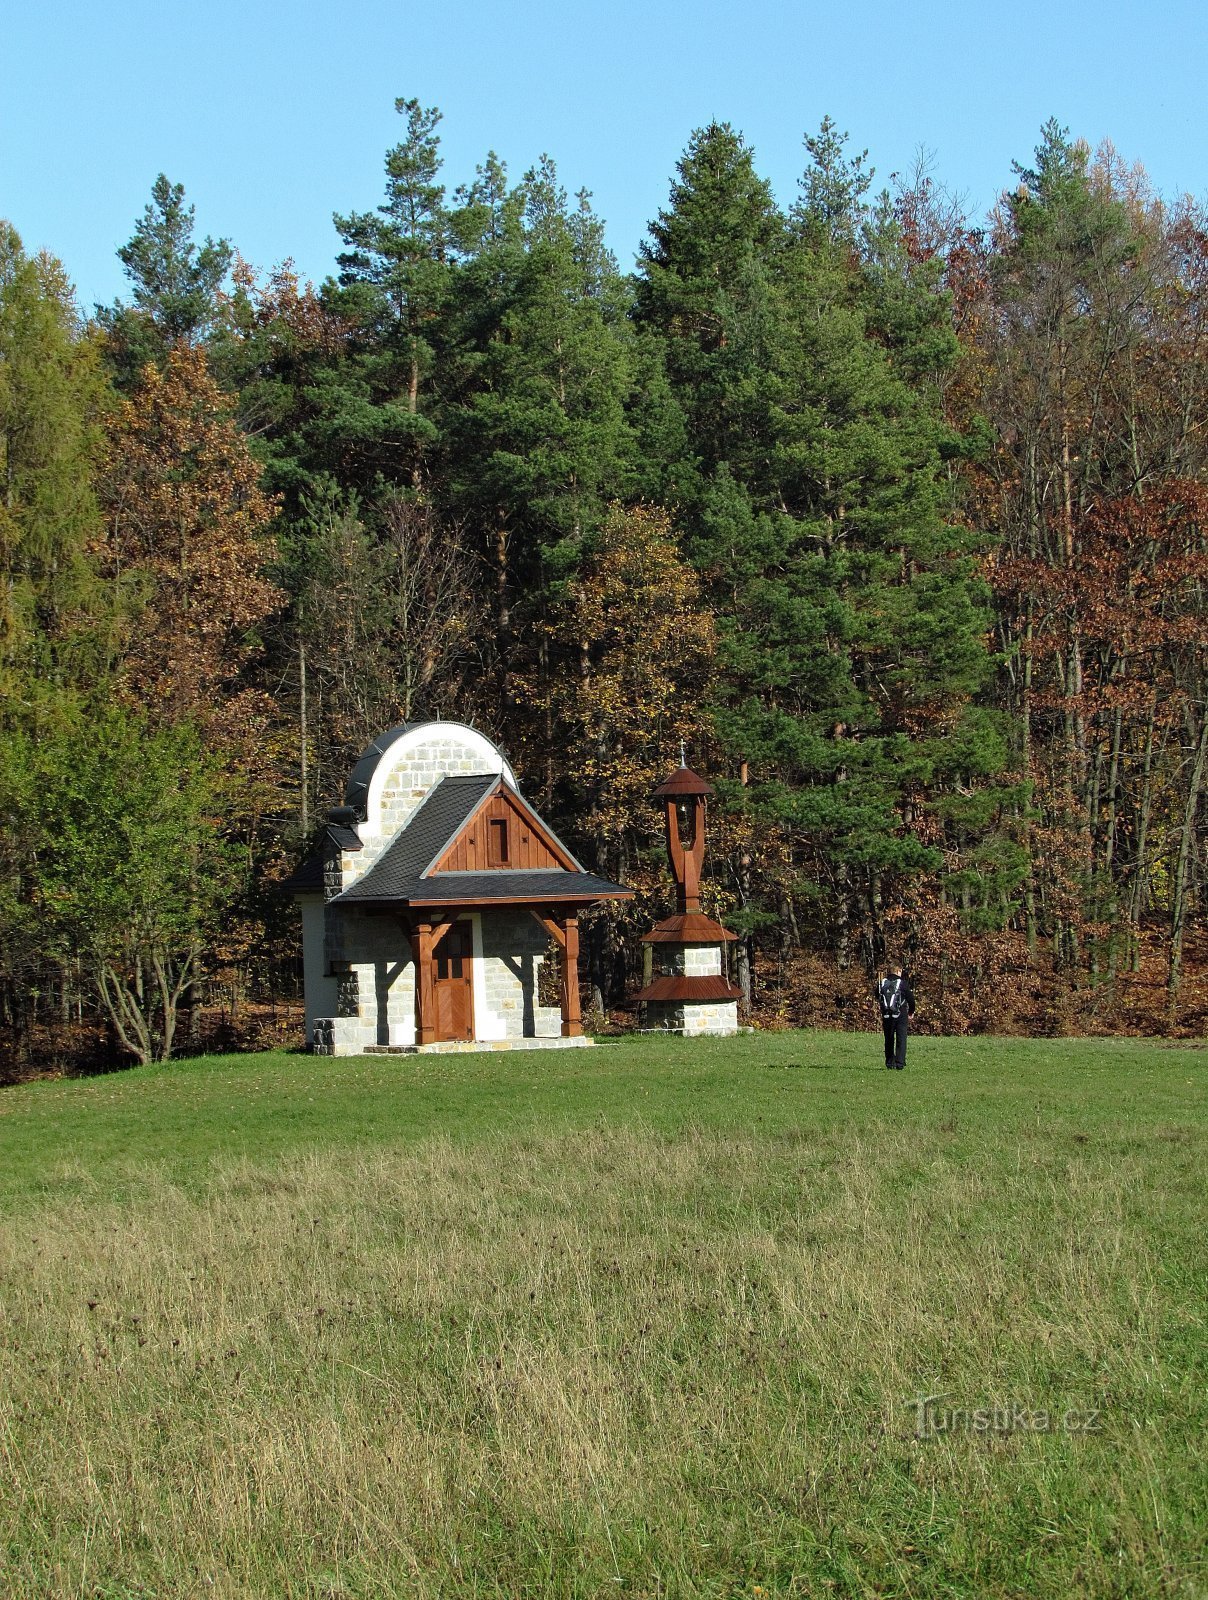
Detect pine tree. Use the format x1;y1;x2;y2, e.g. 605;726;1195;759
97;174;232;384
441;156;640;717
330;97;452;487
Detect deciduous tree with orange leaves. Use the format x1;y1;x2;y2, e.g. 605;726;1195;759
96;346;284;785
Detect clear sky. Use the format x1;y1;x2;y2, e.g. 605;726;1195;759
3;0;1207;312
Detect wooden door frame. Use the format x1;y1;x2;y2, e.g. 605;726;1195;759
412;912;476;1046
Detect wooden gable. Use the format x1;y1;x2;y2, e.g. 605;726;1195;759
430;785;577;874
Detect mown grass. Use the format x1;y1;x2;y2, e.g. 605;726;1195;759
0;1031;1204;1598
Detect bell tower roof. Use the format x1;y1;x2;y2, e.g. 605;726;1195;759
652;765;714;799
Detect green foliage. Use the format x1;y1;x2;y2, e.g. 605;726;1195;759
0;223;109;685
442;158;640;582
635;121;1006;951
96;174;233;383
329;98;452;485
5;101;1205;1058
1;700;239;1063
792;114;874;246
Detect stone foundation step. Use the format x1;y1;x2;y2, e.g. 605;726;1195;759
363;1036;595;1056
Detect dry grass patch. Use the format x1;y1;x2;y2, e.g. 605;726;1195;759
2;1097;1204;1598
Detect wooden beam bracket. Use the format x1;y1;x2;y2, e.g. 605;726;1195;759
528;908;567;948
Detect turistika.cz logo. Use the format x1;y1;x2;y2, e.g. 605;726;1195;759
907;1393;1103;1438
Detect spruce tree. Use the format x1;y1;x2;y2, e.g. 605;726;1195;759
635;123;1005;969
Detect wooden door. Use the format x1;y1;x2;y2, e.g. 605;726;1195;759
433;921;474;1042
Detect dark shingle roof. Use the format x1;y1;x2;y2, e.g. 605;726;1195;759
334;774;496;902
326;821;362;851
281;815;361;897
404;870;630;905
280;852;325;894
332;773;629;907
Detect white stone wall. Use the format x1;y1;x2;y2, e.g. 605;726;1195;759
319;909;417;1053
645;998;738;1037
685;944;723;976
479;911;563;1039
645;939;736;1038
313;907;561;1054
683;1000;738;1037
655;943;723;978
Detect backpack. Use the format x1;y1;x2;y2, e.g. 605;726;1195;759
878;975;906;1020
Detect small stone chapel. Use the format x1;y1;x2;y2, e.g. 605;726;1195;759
288;721;631;1054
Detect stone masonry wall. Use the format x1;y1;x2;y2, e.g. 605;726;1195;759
320;910;416;1053
646;939;736;1038
682;1000;738;1037
645;997;738;1037
315;908;562;1053
655;943;724;978
479;911;562;1039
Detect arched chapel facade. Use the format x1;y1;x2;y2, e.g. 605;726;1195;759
288;722;630;1054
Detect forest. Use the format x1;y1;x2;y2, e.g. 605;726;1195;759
1;103;1206;1075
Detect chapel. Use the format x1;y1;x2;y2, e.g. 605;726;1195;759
288;721;630;1054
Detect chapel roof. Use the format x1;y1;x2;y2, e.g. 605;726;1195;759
341;773;498;897
345;868;631;908
332;772;629;908
279;852;325;895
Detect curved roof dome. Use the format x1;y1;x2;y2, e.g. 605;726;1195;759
343;721;515;822
344;723;413;815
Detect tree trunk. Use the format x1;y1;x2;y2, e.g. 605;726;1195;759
736;759;753;1014
1167;712;1208;1027
494;512;510;716
299;635;309;836
1022;600;1038;960
1129;693;1159;968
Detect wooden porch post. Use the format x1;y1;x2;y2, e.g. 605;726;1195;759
412;921;436;1046
562;913;582;1038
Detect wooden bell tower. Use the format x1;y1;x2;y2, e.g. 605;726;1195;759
635;758;740;1036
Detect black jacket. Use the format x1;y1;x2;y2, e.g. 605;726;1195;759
877;973;916;1018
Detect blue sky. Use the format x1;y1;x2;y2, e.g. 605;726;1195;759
3;0;1206;312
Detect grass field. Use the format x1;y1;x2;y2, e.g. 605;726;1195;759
0;1030;1204;1599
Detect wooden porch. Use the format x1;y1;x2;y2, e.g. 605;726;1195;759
408;907;583;1048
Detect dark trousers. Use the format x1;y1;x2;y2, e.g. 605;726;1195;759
883;1014;908;1069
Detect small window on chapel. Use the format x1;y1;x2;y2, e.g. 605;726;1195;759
488;817;510;867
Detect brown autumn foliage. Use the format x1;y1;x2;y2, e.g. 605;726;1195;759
517;504;716;881
95;346;288;815
513;505;717;999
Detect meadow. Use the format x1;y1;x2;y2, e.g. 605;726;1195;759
0;1031;1204;1598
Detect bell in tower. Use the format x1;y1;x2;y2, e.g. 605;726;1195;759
635;758;741;1036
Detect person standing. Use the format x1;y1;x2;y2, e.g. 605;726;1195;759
877;963;916;1069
